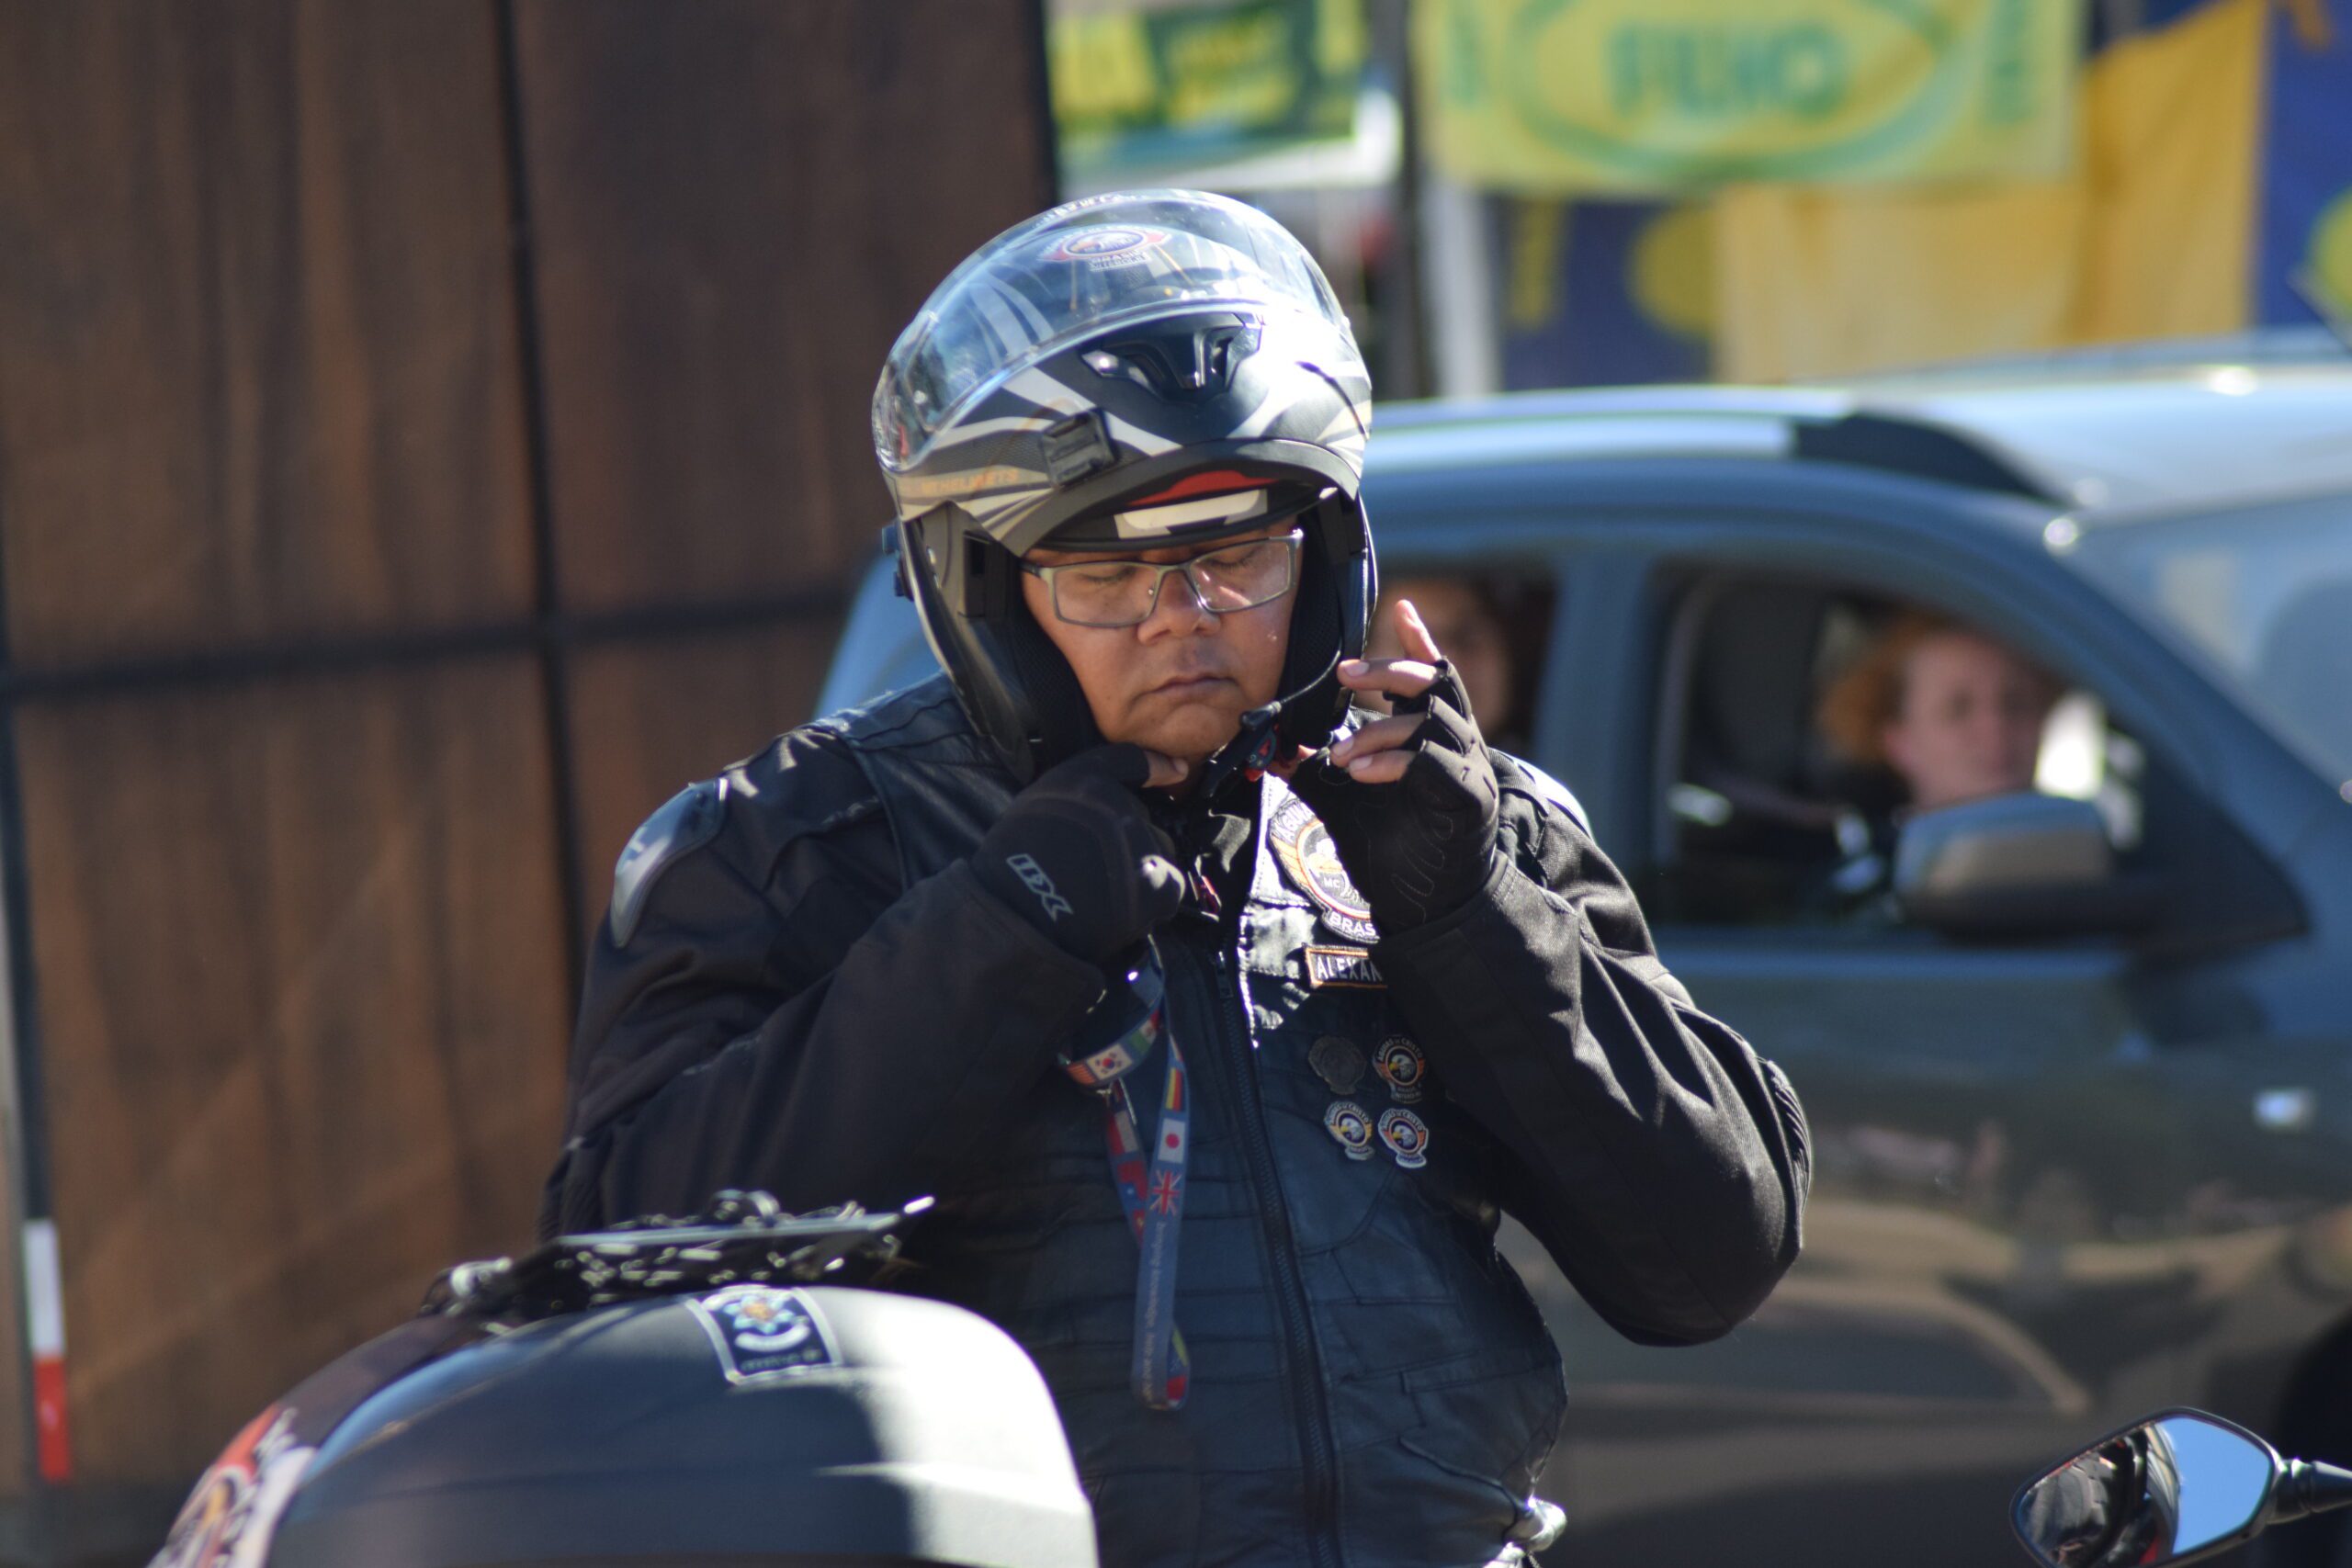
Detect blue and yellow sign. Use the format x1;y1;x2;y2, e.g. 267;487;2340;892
1052;0;1367;180
1418;0;2083;193
2256;0;2352;325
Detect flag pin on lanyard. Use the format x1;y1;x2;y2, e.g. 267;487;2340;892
1058;947;1192;1411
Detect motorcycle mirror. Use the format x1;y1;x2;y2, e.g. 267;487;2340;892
2012;1409;2282;1568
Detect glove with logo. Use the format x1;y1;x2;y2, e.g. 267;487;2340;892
1286;661;1500;934
972;744;1188;966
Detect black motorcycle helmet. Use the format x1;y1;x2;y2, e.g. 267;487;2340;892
871;189;1376;784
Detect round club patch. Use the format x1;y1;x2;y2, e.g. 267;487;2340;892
1324;1100;1375;1160
1270;794;1380;944
1309;1035;1367;1097
1377;1108;1430;1169
1374;1037;1427;1104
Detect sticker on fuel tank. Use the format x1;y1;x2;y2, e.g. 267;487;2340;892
150;1405;315;1568
688;1285;842;1384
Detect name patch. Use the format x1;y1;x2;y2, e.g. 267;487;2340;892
1305;946;1385;989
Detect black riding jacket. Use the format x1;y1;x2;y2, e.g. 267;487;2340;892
541;675;1811;1568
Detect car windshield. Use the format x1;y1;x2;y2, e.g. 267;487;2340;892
2060;492;2352;788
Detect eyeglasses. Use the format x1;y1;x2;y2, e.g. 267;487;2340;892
1022;530;1303;628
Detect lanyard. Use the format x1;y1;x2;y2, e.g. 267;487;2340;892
1061;954;1192;1410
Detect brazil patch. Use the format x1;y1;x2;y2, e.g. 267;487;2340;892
609;778;727;947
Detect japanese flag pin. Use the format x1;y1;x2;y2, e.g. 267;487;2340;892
1377;1108;1430;1169
1374;1036;1427;1104
1324;1100;1376;1161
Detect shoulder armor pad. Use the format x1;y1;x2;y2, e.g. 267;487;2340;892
609;778;729;947
1500;755;1591;836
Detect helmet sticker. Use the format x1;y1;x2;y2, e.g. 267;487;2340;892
687;1285;842;1385
1112;488;1270;538
1042;226;1170;269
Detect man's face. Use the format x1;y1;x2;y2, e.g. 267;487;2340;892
1021;523;1295;765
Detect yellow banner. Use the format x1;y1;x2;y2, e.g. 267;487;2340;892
1417;0;2083;194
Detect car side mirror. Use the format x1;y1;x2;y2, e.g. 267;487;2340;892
2013;1410;2282;1567
1894;793;2158;938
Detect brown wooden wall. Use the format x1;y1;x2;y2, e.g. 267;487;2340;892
0;0;1049;1548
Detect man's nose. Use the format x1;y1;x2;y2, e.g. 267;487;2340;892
1137;568;1216;638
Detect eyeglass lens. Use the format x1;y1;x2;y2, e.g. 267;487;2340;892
1053;536;1298;627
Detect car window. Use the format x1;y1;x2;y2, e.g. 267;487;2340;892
2058;491;2352;791
1641;574;2151;933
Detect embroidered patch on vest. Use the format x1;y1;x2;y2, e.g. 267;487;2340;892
1270;795;1380;944
1304;946;1385;989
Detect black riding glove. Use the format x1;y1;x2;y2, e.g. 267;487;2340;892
1287;661;1501;934
972;744;1187;966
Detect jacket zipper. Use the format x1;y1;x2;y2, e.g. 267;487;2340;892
1199;937;1343;1568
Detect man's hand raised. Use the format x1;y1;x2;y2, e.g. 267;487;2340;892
1284;598;1500;933
973;744;1189;966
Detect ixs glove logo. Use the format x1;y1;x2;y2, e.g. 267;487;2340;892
1005;853;1075;920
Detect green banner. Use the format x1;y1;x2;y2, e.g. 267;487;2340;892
1417;0;2081;193
1051;0;1367;179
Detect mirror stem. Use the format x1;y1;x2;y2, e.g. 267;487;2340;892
2274;1460;2352;1524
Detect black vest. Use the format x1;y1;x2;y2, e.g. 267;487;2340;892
816;677;1565;1568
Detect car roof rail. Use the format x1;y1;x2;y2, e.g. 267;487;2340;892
1372;390;2064;504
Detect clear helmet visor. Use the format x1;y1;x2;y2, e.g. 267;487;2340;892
873;188;1356;471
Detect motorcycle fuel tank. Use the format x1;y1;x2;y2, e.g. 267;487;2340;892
158;1284;1098;1568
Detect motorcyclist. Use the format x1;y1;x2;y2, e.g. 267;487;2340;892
540;189;1812;1568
